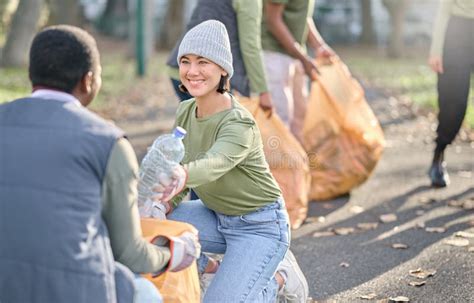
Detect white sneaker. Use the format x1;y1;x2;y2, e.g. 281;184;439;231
277;250;309;303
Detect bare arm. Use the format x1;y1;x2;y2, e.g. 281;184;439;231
265;2;307;62
306;17;335;58
264;2;318;79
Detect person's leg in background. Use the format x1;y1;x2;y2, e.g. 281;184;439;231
263;51;294;128
430;17;473;187
290;60;309;145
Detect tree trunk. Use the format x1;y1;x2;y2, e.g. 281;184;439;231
1;0;43;67
47;0;83;26
359;0;376;44
96;0;129;37
382;0;409;58
158;0;184;49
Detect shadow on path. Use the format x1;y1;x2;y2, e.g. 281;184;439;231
293;184;473;299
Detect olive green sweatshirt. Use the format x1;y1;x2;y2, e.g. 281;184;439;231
174;96;282;215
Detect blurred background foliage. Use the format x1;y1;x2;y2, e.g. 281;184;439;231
0;0;472;128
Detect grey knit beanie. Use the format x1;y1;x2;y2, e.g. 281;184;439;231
177;20;234;79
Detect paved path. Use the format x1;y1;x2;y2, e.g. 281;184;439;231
293;88;473;303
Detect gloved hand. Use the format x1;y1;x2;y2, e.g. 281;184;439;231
166;231;201;272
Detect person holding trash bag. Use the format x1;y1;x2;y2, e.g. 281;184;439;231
261;0;336;142
153;20;309;303
428;0;474;188
0;25;199;303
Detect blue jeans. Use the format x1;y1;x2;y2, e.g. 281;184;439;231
168;198;290;303
134;276;162;303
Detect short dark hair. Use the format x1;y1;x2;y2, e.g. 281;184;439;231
29;25;100;93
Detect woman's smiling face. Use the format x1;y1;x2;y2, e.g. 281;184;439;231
179;54;227;98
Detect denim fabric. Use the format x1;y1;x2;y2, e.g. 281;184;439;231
133;276;162;303
168;198;290;303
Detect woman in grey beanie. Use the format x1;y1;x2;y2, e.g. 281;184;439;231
153;20;308;302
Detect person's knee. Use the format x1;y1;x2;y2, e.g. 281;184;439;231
133;276;162;303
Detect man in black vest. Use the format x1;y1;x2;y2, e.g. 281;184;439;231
0;25;199;303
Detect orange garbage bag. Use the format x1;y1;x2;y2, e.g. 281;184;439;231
238;97;310;229
303;57;385;200
141;219;200;303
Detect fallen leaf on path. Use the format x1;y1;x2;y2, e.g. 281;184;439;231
425;227;446;233
447;200;464;208
349;205;364;214
419;197;429;204
312;231;336;238
392;243;409;249
409;268;436;279
334;227;356;235
416;222;426;229
339;262;350;268
380;214;397;223
389;296;410;302
419;197;436;204
408;280;426;287
463;200;474;210
306;216;326;224
444;238;469;247
454;231;474;238
359;293;377;300
357;222;379;230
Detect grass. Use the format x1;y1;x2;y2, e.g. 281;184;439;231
0;50;168;110
340;47;474;129
0;67;30;102
1;43;472;129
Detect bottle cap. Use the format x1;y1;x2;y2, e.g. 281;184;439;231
173;126;187;139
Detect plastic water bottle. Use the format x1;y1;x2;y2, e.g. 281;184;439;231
138;126;187;219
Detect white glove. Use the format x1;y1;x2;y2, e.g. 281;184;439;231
167;231;201;272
